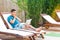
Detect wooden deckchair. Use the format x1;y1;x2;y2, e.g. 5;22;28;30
1;12;46;39
41;14;60;29
0;13;35;40
56;11;60;19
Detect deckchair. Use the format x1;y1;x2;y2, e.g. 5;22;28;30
56;11;60;19
1;12;46;39
41;14;60;29
0;15;35;40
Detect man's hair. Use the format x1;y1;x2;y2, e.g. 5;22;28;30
11;9;16;12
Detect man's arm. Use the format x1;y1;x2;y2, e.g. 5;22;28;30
16;17;22;22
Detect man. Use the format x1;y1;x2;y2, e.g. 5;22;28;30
7;9;42;32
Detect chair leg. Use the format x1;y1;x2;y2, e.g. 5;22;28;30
29;36;33;40
29;36;35;40
40;34;44;39
32;36;35;40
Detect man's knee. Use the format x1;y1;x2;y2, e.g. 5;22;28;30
25;24;30;28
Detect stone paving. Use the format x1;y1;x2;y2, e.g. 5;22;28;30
44;36;60;40
36;31;60;40
36;36;60;40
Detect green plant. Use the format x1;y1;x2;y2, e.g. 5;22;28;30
27;0;45;27
42;0;60;15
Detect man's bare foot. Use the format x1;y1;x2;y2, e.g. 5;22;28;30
36;27;42;32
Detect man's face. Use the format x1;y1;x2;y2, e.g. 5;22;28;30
11;11;16;16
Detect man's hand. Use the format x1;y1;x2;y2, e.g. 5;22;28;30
10;18;16;24
13;15;17;18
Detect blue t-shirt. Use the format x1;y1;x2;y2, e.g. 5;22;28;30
7;15;20;28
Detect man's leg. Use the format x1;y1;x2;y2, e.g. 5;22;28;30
24;24;46;34
35;27;42;32
21;24;46;33
24;24;42;32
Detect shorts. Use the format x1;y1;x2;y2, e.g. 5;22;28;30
13;23;25;30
